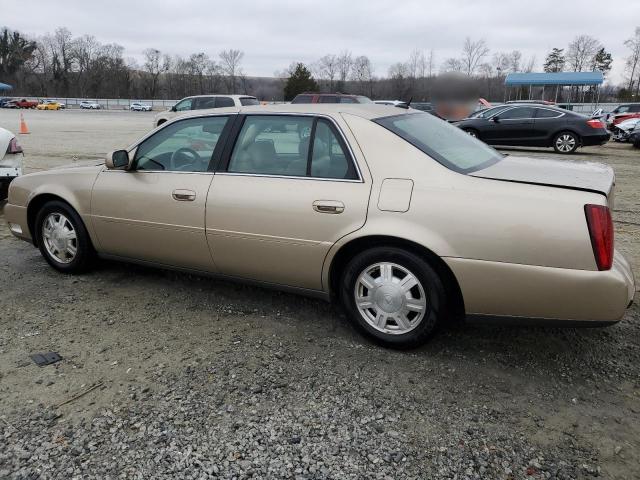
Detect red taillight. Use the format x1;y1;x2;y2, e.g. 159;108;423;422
7;137;23;154
586;119;605;129
584;204;613;271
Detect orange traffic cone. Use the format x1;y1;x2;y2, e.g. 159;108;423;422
19;113;30;134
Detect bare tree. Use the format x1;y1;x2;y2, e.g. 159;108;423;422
219;49;244;93
188;52;210;94
566;35;601;72
143;48;163;97
427;49;436;77
523;55;536;73
336;50;353;85
624;27;640;94
316;54;338;91
388;62;409;98
40;27;75;95
350;55;374;96
507;50;522;72
461;37;489;76
441;57;463;73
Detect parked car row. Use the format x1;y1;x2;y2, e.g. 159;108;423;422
0;98;66;110
605;103;640;128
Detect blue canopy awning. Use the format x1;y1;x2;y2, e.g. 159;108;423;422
0;82;13;91
505;72;604;86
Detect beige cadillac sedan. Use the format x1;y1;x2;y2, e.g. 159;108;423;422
5;104;635;348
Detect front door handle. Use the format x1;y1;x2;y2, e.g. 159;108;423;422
313;200;344;214
172;189;196;201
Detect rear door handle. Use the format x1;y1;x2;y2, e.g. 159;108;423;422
313;200;344;214
172;189;196;201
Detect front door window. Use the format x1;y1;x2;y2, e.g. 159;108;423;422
134;116;229;172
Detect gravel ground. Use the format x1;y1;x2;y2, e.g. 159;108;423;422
0;109;639;479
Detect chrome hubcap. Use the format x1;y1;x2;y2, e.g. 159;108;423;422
354;262;427;335
42;213;77;264
556;134;576;152
466;130;477;137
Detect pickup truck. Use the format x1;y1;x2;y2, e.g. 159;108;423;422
13;99;39;109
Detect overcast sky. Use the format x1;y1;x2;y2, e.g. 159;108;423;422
3;0;639;83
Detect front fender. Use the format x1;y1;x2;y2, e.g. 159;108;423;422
8;165;102;244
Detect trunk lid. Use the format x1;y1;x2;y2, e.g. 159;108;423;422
470;155;615;200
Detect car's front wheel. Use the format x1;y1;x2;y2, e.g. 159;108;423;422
35;201;95;273
463;128;479;138
340;247;446;349
553;131;579;154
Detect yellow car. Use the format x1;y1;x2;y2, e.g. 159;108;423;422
36;101;61;110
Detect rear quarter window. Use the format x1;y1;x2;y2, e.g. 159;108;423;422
215;97;235;108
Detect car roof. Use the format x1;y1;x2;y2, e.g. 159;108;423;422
297;92;361;97
164;103;418;121
184;94;257;99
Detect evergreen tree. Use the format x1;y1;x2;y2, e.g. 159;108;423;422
591;47;613;77
283;63;318;101
543;48;565;73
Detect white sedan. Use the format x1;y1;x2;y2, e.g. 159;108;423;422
130;102;152;112
80;101;101;109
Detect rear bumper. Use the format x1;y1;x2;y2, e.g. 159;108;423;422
582;133;611;146
446;250;635;323
4;203;32;242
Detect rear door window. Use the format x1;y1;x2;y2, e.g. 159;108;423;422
497;107;535;119
291;95;313;104
227;115;358;179
240;97;260;106
215;97;235;108
535;108;562;118
194;97;216;109
228;115;313;176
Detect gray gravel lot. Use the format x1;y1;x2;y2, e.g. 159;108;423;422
0;109;639;479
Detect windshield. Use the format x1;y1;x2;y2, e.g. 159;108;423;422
374;112;503;174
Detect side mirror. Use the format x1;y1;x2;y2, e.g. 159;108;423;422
105;150;130;170
492;116;500;123
170;106;177;112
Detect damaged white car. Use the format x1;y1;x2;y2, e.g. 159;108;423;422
0;128;23;200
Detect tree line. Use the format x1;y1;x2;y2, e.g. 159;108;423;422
1;26;639;102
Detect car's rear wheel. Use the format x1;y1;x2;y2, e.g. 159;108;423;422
35;201;95;273
157;119;166;127
340;247;446;349
553;131;579;154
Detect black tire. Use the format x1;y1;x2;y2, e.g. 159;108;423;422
157;119;166;127
35;200;95;273
552;131;579;154
340;247;447;349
